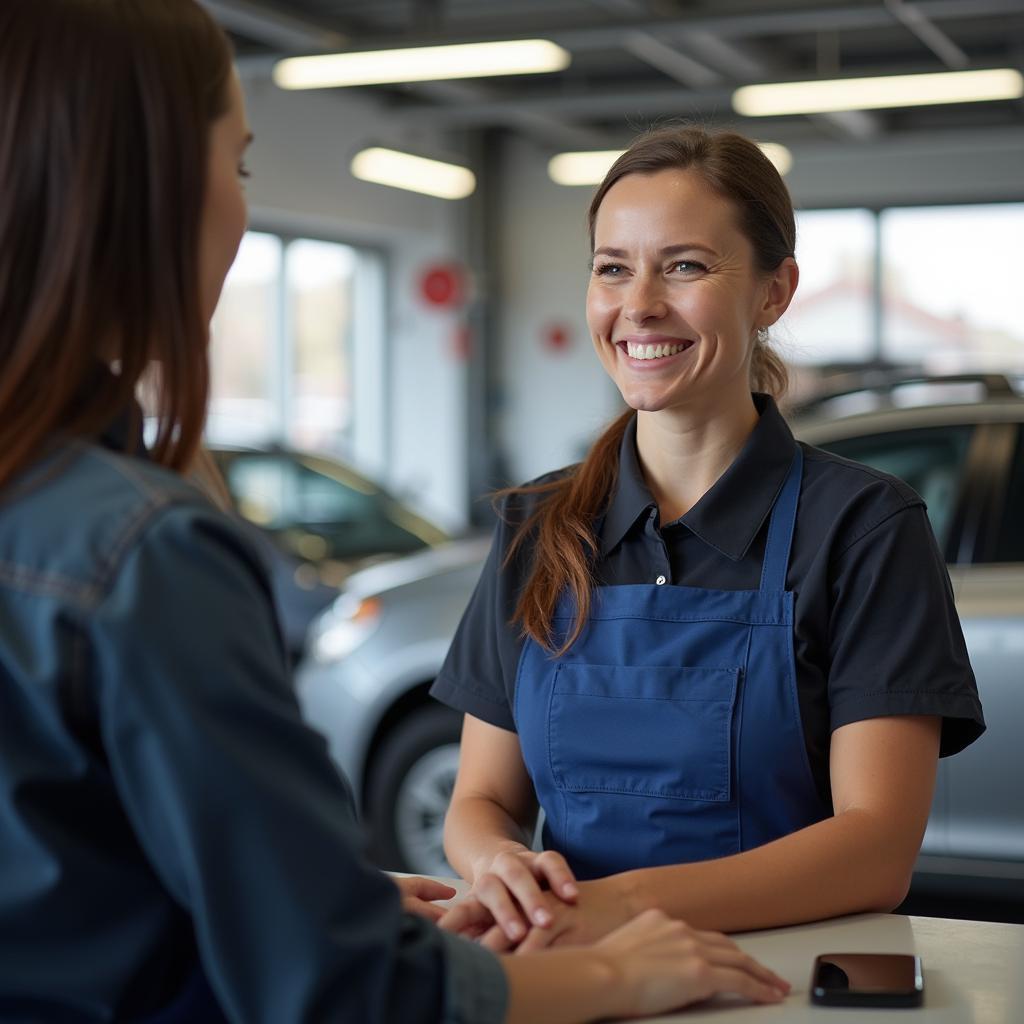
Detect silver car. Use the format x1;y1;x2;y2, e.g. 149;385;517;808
296;374;1024;882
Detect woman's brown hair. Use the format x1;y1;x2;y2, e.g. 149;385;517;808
507;126;796;655
0;0;233;491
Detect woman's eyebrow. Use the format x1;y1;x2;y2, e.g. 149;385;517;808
593;243;720;258
659;243;718;257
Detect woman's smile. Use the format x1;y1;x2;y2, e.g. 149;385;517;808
617;335;696;366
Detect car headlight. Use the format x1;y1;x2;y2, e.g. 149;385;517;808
310;593;382;663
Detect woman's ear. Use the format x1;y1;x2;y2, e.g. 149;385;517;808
758;257;799;328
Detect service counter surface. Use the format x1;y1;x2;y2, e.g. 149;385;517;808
418;876;1024;1023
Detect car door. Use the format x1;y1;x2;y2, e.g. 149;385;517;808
944;420;1024;871
811;421;978;861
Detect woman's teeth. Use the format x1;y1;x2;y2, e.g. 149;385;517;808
625;341;690;360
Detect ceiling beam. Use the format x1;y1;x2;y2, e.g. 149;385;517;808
339;1;1022;53
885;0;971;69
200;0;346;51
402;82;614;150
635;28;883;141
622;32;724;89
411;85;737;128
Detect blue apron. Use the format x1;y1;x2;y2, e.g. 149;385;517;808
514;447;828;881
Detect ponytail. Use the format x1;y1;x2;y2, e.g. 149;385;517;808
500;410;633;655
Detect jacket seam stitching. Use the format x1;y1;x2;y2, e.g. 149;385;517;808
0;563;100;607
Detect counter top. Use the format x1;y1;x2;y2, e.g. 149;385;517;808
413;875;1024;1022
658;911;1024;1023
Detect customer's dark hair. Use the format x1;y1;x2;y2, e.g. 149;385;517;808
0;0;233;490
504;126;797;655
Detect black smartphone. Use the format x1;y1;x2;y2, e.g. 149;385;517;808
810;953;924;1008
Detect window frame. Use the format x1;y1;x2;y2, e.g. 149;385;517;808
211;220;390;468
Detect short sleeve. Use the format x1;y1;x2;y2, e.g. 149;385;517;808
826;503;985;756
431;520;518;731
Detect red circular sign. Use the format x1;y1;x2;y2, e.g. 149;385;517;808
543;322;572;352
420;264;464;308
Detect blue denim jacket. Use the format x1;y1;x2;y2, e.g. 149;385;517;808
0;417;506;1023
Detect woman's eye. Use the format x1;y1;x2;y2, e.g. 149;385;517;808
593;263;623;277
672;260;706;274
238;163;252;180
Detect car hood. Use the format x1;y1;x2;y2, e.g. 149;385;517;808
341;535;492;599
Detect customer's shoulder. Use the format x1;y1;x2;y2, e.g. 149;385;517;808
0;440;240;606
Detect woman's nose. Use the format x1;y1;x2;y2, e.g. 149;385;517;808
624;275;667;324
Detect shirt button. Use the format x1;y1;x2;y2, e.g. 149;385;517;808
655;575;667;585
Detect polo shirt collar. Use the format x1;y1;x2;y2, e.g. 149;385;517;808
600;393;798;561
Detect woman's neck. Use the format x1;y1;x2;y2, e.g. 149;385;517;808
634;391;759;524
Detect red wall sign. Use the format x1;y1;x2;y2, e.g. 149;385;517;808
419;263;465;309
543;321;573;352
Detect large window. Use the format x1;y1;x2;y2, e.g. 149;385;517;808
781;202;1024;376
782;209;875;366
881;205;1024;372
209;231;384;457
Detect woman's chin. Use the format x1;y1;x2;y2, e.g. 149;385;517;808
616;385;675;413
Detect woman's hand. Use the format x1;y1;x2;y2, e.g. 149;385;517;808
593;910;790;1016
440;876;633;953
440;845;579;943
392;875;457;923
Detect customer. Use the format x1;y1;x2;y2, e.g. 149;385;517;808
435;126;985;951
0;2;790;1021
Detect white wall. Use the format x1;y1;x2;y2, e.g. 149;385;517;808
493;137;619;485
239;76;473;530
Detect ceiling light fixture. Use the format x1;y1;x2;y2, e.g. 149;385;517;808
548;142;793;186
350;147;476;200
275;39;570;90
733;68;1024;117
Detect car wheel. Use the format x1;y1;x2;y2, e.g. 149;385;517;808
365;705;462;876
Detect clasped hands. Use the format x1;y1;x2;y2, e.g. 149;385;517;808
395;850;791;1006
440;845;630;952
393;847;596;949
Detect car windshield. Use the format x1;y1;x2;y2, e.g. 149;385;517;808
217;450;450;564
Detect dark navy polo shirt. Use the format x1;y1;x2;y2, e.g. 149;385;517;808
432;395;985;807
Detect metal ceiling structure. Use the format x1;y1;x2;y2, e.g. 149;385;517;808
211;0;1024;149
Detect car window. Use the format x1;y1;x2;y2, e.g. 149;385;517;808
223;453;430;562
814;425;973;555
992;429;1024;564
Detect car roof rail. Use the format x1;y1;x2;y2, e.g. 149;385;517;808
791;370;1021;417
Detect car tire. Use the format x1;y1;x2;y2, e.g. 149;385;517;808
365;704;462;876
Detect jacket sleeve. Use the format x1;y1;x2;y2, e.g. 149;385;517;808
89;501;507;1024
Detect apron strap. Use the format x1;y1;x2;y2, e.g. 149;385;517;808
759;446;803;593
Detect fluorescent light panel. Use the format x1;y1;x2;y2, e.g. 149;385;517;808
548;142;793;186
275;39;570;89
734;68;1024;116
351;147;476;200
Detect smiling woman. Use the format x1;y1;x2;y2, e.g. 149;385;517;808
433;125;985;955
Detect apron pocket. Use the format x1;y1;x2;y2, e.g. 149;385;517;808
548;663;739;802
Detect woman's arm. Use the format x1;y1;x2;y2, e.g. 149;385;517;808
504;714;941;949
503;911;789;1022
444;714;579;938
445;715;537;880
